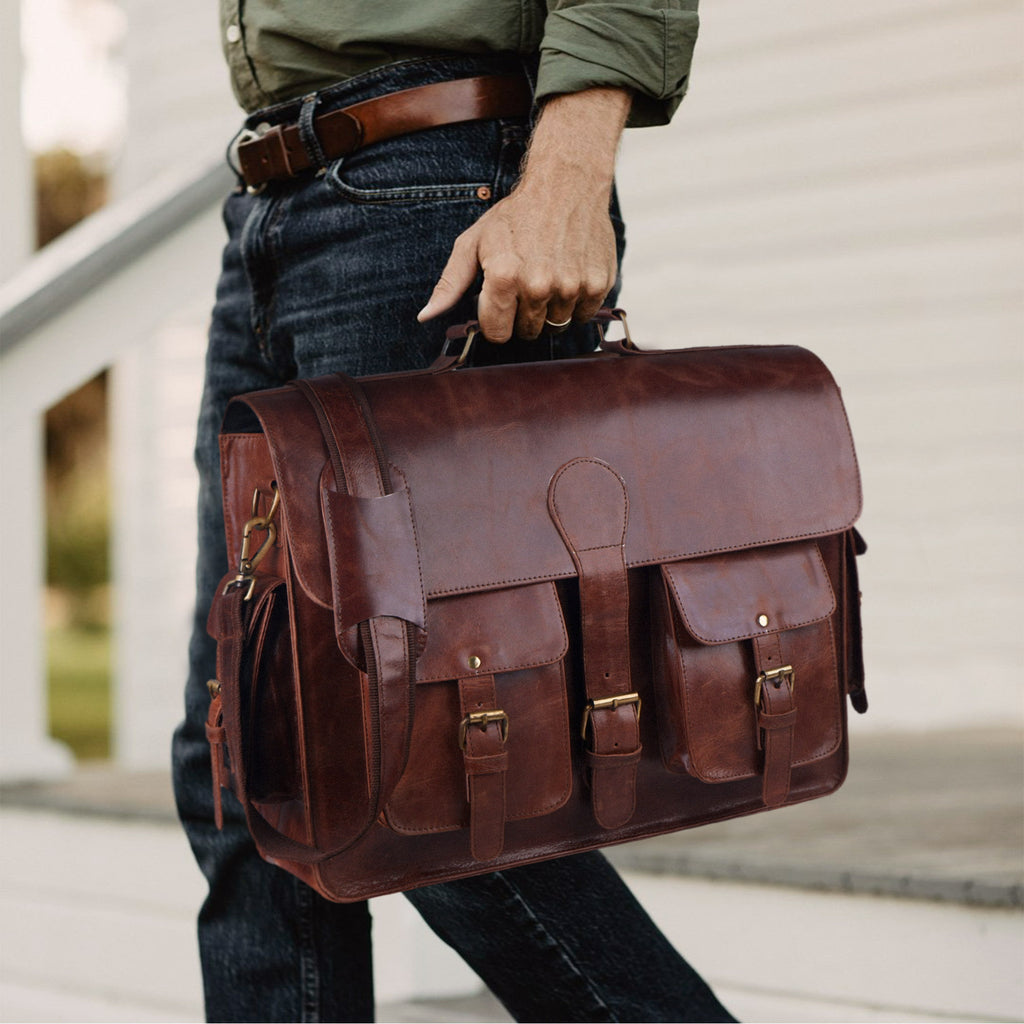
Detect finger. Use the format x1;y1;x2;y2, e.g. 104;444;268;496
476;259;521;343
514;273;559;340
574;257;618;324
417;232;479;323
541;292;577;334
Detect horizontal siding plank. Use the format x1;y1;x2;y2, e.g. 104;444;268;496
622;160;1020;263
620;80;1021;208
679;7;1021;131
718;309;1022;386
697;0;1013;57
619;235;1022;340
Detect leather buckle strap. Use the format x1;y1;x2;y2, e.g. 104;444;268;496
581;692;641;740
548;457;640;831
754;666;795;712
753;652;798;808
237;74;533;191
459;709;510;750
458;676;509;862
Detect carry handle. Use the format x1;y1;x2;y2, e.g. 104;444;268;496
432;307;642;371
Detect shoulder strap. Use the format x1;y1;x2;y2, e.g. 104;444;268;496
294;375;421;820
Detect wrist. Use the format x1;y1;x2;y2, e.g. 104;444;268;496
519;87;631;196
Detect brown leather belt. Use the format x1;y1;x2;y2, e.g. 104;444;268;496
237;75;534;191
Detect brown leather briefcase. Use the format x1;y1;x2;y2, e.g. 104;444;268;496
205;312;867;902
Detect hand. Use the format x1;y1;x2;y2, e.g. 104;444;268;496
417;88;631;342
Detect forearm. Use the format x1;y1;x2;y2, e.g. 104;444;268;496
517;87;631;204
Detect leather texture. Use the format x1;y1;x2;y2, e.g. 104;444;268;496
207;326;867;902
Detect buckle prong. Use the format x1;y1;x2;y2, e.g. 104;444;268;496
754;666;795;709
581;692;641;740
458;710;509;750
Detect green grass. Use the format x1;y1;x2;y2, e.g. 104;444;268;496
48;625;111;760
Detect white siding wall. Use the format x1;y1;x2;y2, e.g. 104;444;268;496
2;2;33;281
617;0;1024;731
112;0;240;197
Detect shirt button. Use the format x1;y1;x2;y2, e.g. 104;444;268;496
226;23;242;44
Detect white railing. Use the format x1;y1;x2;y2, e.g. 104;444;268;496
0;159;234;780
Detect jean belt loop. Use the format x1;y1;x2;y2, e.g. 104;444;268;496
297;92;329;176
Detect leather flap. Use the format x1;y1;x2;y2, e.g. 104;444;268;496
661;540;835;645
416;582;568;684
357;345;861;599
224;345;861;609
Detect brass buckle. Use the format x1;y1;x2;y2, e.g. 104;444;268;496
458;709;509;750
223;484;280;600
754;665;795;709
231;126;271;194
596;309;635;349
581;692;641;740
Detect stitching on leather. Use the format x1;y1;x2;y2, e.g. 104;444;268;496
575;542;620;554
510;659;574;820
663;541;836;645
676;613;843;783
792;616;843;769
424;522;858;599
385;661;574;833
548;457;629;553
415;581;569;682
390;465;428;628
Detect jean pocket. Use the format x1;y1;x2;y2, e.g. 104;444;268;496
324;119;515;205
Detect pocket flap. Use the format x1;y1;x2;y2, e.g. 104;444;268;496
416;582;568;684
662;541;835;644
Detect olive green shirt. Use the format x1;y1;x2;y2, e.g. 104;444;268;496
219;1;699;127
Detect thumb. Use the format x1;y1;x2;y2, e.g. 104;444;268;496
417;233;480;322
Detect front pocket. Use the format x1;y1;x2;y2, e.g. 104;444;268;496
384;582;573;841
652;541;843;786
325;119;504;205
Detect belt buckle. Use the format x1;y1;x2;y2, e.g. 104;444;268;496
230;123;272;194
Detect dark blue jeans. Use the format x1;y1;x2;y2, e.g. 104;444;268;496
172;54;735;1024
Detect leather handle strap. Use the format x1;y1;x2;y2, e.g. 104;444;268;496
238;75;534;189
434;308;633;372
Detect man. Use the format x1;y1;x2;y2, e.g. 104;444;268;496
173;3;734;1020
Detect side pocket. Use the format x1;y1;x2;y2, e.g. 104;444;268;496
652;540;843;785
241;578;307;844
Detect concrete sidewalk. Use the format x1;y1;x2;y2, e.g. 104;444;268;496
2;729;1022;1022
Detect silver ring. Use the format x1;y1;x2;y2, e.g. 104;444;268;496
544;316;573;332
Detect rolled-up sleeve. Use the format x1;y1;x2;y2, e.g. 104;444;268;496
536;0;699;126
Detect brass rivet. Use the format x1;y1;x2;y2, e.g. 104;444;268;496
468;655;482;670
207;679;222;698
757;614;769;628
476;185;492;201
